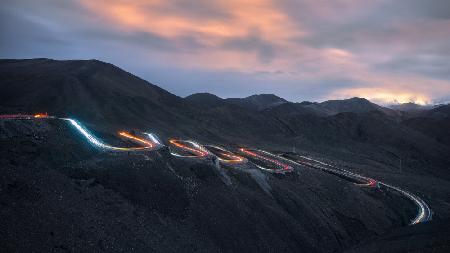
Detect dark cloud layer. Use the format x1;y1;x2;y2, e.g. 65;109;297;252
1;0;449;104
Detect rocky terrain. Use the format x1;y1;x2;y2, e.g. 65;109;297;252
1;59;449;252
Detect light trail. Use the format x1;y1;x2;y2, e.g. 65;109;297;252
204;145;246;163
239;148;292;172
291;154;377;188
63;118;154;151
0;114;34;119
379;182;432;225
219;153;245;163
360;178;378;188
281;153;431;224
168;139;209;157
144;133;163;146
34;113;49;118
118;131;154;148
0;113;431;225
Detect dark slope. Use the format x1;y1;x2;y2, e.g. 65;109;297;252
402;104;450;147
263;102;327;117
0;119;412;252
185;92;226;108
346;220;450;253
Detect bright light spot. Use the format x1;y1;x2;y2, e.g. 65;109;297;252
169;139;208;157
34;113;49;118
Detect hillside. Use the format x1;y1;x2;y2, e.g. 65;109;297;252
1;118;416;252
402;104;450;146
1;58;450;252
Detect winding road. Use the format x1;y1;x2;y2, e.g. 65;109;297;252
0;113;432;225
279;153;432;224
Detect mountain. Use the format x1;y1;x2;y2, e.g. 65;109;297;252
1;58;450;252
185;92;226;108
225;94;288;111
306;97;397;116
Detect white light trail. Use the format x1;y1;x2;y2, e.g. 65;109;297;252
144;133;163;146
63;118;153;151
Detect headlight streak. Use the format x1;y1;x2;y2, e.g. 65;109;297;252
144;133;163;146
239;148;292;172
204;145;245;163
168;139;209;157
379;182;432;225
219;152;245;163
294;155;377;187
63;118;155;151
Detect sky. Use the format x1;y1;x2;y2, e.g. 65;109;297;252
1;0;450;104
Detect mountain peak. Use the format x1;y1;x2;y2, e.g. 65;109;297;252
185;93;226;108
317;96;394;115
225;94;288;111
246;93;286;100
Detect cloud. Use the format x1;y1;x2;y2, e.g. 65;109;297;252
1;0;450;104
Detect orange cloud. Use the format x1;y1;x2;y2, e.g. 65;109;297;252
80;0;303;42
77;0;450;103
79;0;305;70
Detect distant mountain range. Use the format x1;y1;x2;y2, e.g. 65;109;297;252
186;90;448;118
187;93;402;116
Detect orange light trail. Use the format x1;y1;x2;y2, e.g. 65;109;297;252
118;131;154;148
34;113;49;118
239;148;291;171
204;145;245;163
218;152;245;163
169;139;208;157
